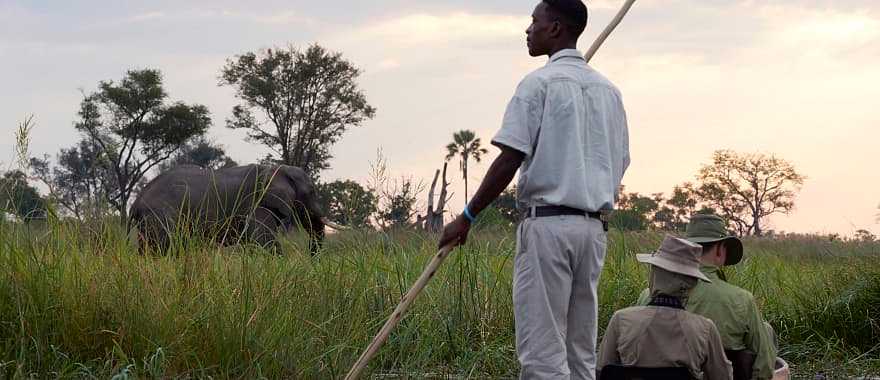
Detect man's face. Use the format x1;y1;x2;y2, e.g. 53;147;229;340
526;2;558;57
717;242;729;266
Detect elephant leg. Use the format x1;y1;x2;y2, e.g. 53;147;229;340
306;214;325;256
249;207;282;253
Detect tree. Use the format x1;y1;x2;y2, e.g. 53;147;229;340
30;139;114;220
0;170;47;222
220;44;376;178
470;187;519;229
854;229;876;242
365;148;424;230
158;138;237;172
75;69;211;222
316;180;377;229
493;186;519;225
694;150;805;236
611;188;661;231
423;162;452;232
651;184;716;232
376;180;421;230
445;130;488;203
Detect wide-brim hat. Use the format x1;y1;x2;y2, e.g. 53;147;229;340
637;235;711;282
685;214;743;266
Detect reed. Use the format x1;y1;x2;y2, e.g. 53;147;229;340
0;220;877;378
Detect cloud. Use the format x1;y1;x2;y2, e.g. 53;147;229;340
350;12;524;46
760;6;880;55
600;2;880;235
218;9;316;26
1;0;879;235
127;11;166;22
377;58;401;70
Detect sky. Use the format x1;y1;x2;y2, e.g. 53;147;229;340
1;0;879;236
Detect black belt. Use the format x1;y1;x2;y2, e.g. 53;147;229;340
526;206;608;231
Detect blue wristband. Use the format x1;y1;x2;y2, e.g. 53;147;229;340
462;206;477;223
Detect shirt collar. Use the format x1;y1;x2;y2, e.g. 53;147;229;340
700;266;726;281
548;49;585;64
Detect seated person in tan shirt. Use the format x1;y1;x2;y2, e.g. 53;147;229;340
598;235;732;380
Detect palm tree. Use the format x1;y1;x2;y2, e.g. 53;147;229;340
445;130;488;203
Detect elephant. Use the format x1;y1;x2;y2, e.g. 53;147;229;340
130;164;342;255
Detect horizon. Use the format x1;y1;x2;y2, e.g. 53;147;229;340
2;0;878;236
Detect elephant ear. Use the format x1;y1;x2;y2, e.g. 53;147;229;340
275;165;324;218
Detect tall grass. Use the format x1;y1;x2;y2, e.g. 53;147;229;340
0;220;878;378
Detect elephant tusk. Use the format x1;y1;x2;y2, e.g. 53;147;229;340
321;218;349;231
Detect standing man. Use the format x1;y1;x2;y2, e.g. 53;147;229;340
439;1;630;378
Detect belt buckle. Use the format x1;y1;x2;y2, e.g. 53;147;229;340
599;210;610;232
518;206;534;221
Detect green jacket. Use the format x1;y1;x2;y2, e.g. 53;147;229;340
637;266;777;380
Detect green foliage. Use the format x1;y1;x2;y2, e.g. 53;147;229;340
612;185;715;232
0;224;878;378
610;191;660;231
613;149;804;235
30;139;115;220
158;138;237;172
75;68;212;220
220;44;376;177
316;180;377;228
491;187;518;225
376;180;420;229
854;229;876;242
471;206;512;229
653;184;712;231
0;170;47;222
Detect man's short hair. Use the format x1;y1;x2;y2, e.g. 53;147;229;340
542;0;589;39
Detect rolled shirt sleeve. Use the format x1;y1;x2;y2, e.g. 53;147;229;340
745;295;778;380
636;288;650;305
491;76;544;156
705;322;734;380
620;103;631;178
597;311;622;374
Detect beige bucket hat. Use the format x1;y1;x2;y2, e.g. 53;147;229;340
637;235;711;282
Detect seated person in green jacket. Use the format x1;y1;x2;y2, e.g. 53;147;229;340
637;214;777;380
598;235;732;380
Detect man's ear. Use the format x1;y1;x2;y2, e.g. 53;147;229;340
549;20;563;39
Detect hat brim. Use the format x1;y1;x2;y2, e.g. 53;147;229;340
636;253;711;282
685;236;743;266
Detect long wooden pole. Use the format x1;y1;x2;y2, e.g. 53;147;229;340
345;2;637;379
584;0;637;63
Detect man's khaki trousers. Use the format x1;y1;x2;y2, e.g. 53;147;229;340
514;214;607;380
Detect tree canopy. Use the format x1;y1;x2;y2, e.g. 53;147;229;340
317;180;378;228
316;180;377;228
158;138;237;172
220;44;375;178
30;139;114;220
75;69;211;221
695;150;805;236
0;170;47;222
445;130;488;202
